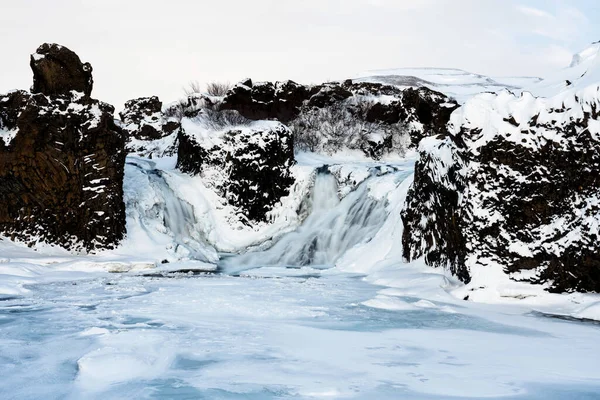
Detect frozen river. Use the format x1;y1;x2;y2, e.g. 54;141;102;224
1;262;599;399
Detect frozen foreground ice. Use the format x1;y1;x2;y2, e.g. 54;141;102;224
1;155;600;399
1;262;600;399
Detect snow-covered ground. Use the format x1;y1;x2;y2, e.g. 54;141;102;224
353;67;542;104
2;263;600;399
2;42;600;398
525;41;600;97
1;152;600;399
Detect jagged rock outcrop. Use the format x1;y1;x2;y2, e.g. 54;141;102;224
402;134;469;283
30;43;93;98
119;96;180;141
221;79;310;123
177;121;295;221
292;81;458;158
219;80;458;159
0;44;126;250
402;89;600;293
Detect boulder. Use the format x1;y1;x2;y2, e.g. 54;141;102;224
30;43;93;98
120;96;180;141
221;80;310;122
177;121;295;221
0;44;126;250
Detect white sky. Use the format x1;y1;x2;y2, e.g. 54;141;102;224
1;0;599;109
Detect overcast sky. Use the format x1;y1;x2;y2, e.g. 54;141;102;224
1;0;599;109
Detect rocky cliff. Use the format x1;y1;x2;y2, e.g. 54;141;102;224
403;87;600;293
0;44;126;250
221;79;458;159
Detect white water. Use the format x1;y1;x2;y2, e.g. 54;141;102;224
124;158;215;262
224;172;389;272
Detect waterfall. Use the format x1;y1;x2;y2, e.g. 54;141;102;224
223;170;390;272
125;158;215;262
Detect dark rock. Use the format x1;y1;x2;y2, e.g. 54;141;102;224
221;80;310;122
30;43;93;98
292;81;458;158
120;96;180;141
177;121;295;221
0;44;126;250
221;79;457;152
306;83;353;108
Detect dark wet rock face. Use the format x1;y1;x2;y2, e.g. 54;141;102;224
0;44;126;250
402;90;600;293
177;122;295;221
30;43;93;98
119;96;180;141
221;79;310;123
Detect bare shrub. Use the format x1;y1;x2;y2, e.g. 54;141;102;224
195;108;250;130
183;81;203;96
291;97;410;158
292;101;376;154
383;122;410;156
163;98;188;122
206;81;232;97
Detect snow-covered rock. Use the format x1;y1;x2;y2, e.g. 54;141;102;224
403;82;600;293
0;44;126;251
119;96;180;141
219;79;459;159
177;118;295;222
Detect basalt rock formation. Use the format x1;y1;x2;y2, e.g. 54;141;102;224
120;96;180;141
402;89;600;293
0;44;126;250
220;79;310;123
177;121;295;222
30;43;94;98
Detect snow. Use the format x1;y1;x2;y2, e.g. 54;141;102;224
1;150;600;398
354;67;542;103
2;43;600;396
0;125;18;146
1;250;599;399
575;301;600;320
525;42;600;97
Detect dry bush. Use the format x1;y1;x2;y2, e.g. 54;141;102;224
183;81;203;96
291;102;375;154
291;98;410;158
163;98;188;122
195;108;250;130
206;81;232;97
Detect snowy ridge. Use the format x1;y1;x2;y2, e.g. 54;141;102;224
354;67;542;104
526;41;600;97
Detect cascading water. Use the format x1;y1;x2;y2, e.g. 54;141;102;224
125;158;213;262
223;170;390;273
